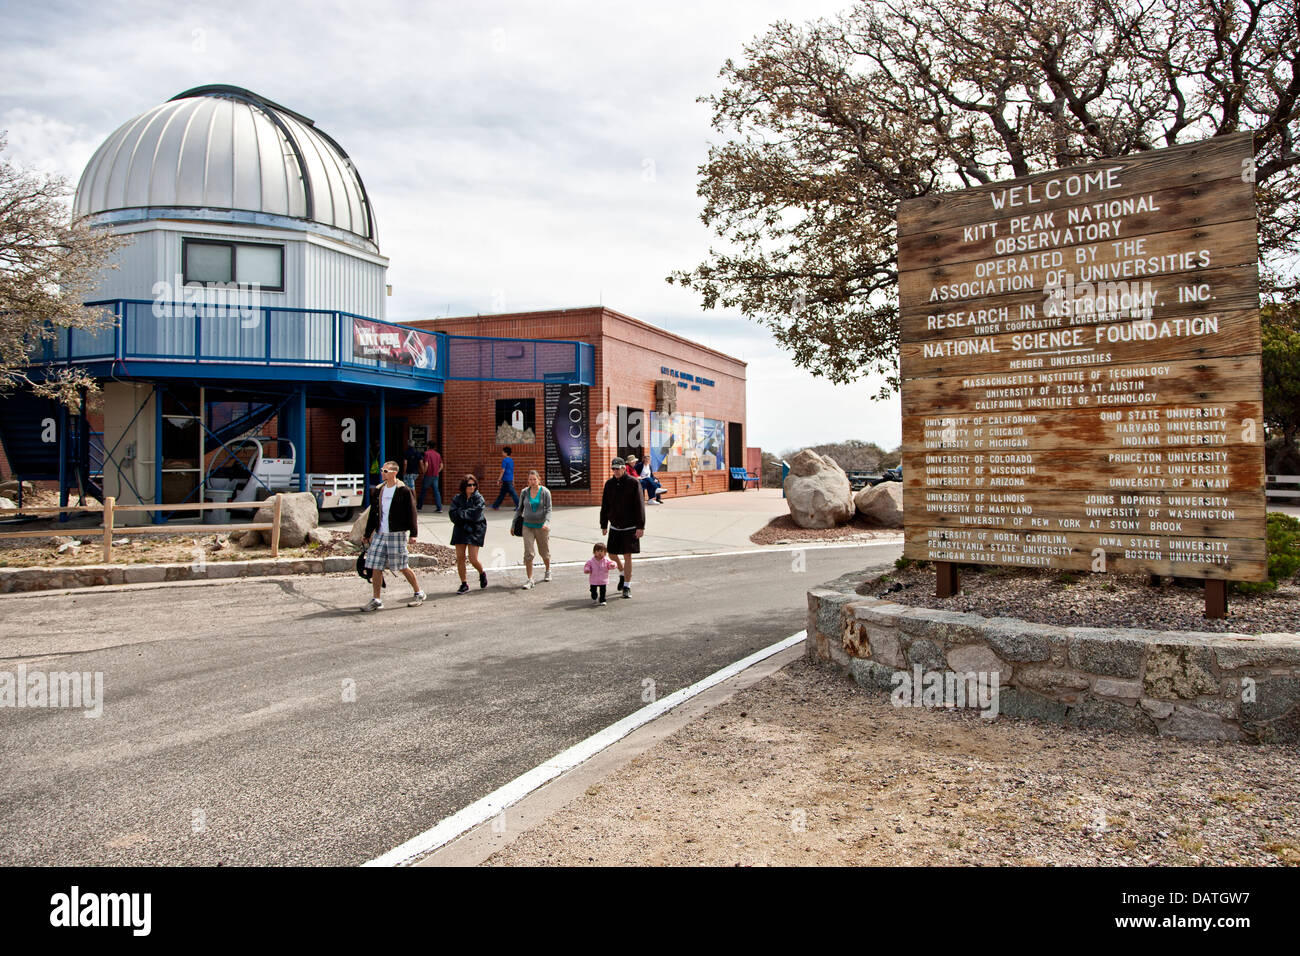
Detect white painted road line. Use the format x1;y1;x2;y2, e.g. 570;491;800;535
362;629;810;867
0;538;901;600
485;538;903;574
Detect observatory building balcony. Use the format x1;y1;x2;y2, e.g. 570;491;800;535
28;300;595;391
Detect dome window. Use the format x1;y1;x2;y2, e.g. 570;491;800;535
183;238;284;292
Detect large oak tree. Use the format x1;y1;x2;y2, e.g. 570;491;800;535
669;0;1300;388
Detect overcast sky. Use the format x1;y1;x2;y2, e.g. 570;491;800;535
0;0;902;455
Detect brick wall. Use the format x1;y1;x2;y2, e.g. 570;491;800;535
410;307;747;506
305;397;442;478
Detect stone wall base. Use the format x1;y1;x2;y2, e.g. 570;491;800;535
808;572;1300;744
0;554;446;594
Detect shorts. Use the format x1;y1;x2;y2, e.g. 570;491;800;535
606;527;640;555
365;530;410;571
523;525;550;564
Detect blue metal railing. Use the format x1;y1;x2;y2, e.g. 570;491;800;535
30;300;595;387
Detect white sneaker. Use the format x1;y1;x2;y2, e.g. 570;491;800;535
521;579;534;590
361;598;383;612
543;569;552;582
407;591;426;607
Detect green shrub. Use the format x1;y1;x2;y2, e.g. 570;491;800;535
1234;512;1300;594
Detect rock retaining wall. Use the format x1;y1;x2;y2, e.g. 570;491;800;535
808;572;1300;744
0;554;446;594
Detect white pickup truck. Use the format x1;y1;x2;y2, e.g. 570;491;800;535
206;437;367;521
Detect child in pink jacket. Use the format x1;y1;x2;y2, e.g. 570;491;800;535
584;543;619;606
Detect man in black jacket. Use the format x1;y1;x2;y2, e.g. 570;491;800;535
361;461;426;611
599;456;646;599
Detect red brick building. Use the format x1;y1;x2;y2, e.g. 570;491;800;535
405;307;748;506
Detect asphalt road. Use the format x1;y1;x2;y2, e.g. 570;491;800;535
0;543;899;866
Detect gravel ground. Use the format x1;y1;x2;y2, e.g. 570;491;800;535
749;514;901;546
487;658;1300;866
0;529;458;572
868;564;1300;633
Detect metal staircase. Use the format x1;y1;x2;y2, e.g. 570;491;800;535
0;391;100;504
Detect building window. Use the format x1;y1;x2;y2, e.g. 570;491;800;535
183;239;284;291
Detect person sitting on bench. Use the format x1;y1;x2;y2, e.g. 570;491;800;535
627;455;664;504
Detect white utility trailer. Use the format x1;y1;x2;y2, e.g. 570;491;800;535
306;472;368;521
206;437;367;521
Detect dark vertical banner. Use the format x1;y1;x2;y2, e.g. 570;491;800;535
545;384;589;489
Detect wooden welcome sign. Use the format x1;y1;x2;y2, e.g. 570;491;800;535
897;133;1267;599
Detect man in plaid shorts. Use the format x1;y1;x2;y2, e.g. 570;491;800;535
361;461;426;611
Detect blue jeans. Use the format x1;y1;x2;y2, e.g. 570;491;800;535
492;481;519;508
403;474;416;489
420;475;442;510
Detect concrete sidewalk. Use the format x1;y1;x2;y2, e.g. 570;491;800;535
2;488;879;594
377;487;795;564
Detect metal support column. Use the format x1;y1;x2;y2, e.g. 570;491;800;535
295;387;308;494
363;402;371;483
57;402;69;522
378;388;386;473
154;385;165;524
76;385;89;505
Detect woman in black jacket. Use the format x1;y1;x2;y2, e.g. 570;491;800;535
449;474;488;593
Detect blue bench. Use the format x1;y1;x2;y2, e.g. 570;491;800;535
730;466;760;486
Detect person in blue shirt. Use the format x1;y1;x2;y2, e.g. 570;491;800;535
491;446;520;509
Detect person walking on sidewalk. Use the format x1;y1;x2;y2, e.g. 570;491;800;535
402;441;422;490
361;461;426;611
516;469;552;589
599;456;645;599
491;446;520;510
584;542;618;606
419;442;442;512
449;474;489;594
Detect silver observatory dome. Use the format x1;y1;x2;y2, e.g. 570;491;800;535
73;85;378;251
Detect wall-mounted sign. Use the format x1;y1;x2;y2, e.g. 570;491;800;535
352;317;438;370
545;383;589;489
897;133;1266;581
660;366;715;390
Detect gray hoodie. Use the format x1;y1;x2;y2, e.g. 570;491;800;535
516;485;552;528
